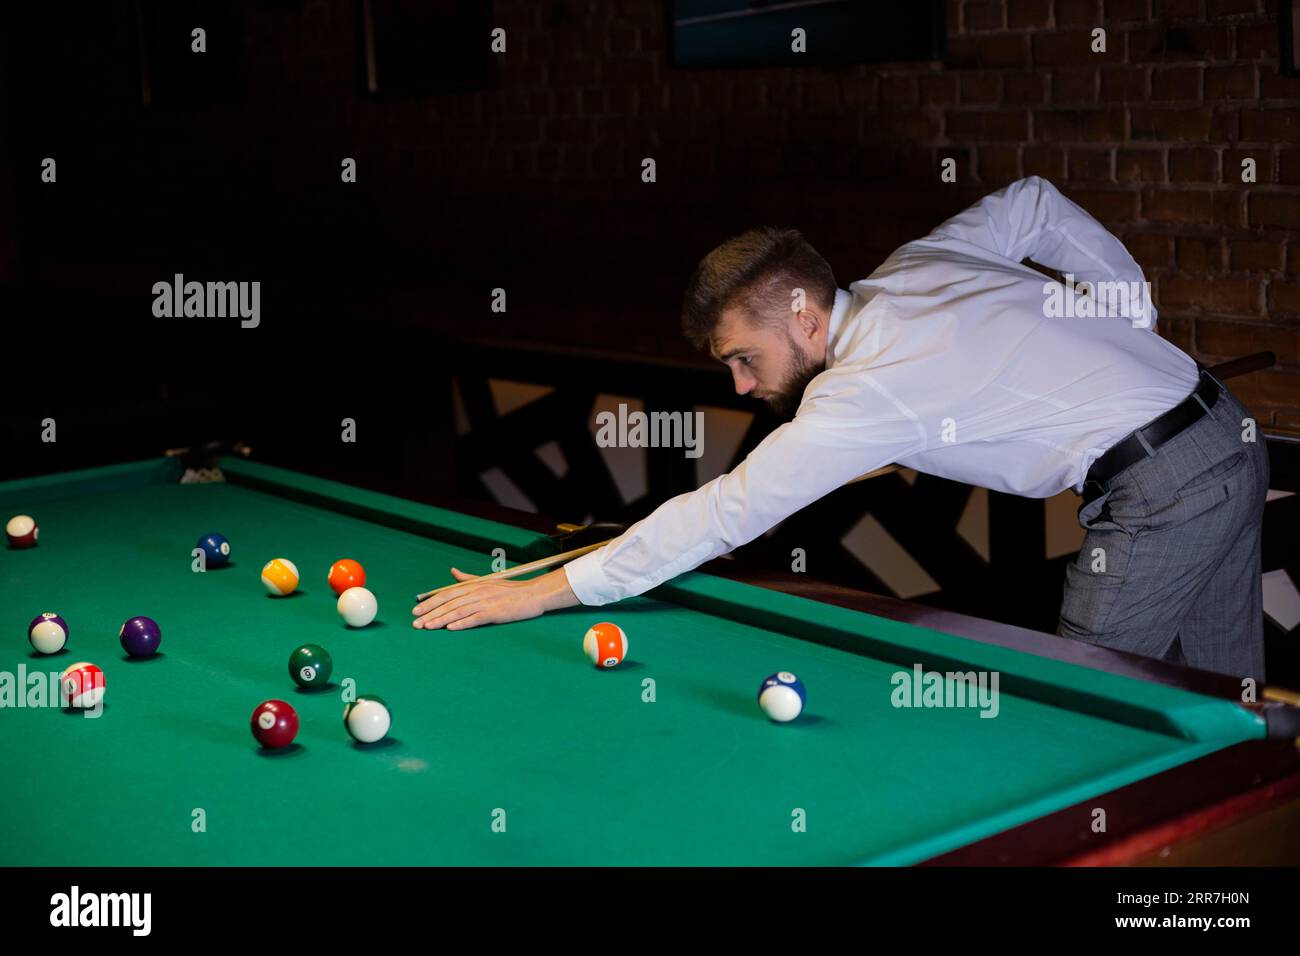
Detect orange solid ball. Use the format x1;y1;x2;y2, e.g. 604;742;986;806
328;559;366;596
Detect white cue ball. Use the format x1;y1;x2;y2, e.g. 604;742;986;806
337;586;378;628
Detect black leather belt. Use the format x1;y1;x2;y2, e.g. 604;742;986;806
1083;369;1221;502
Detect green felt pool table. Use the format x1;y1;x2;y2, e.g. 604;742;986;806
2;456;1297;866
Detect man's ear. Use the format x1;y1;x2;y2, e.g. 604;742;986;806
794;308;822;341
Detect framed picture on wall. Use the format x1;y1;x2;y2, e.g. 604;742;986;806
668;0;945;69
1282;0;1300;76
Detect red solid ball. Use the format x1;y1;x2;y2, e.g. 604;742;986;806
250;699;299;749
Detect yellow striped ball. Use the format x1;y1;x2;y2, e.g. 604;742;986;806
261;558;300;596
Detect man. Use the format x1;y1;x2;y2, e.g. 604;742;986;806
413;176;1269;680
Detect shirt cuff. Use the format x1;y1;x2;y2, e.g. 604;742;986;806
563;550;617;606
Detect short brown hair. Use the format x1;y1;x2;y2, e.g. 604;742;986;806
680;227;837;351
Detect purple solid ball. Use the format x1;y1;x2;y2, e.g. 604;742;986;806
120;616;162;658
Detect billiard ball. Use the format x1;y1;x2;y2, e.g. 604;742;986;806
197;532;231;568
61;661;105;709
119;616;162;658
337;586;378;628
288;644;333;688
758;672;806;723
261;557;300;596
583;622;627;669
327;558;365;596
343;695;391;743
28;613;68;655
6;514;38;549
250;699;299;749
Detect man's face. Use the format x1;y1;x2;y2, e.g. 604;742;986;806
711;308;826;421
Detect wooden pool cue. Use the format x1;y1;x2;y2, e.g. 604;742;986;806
414;467;901;600
848;463;901;483
1207;350;1275;380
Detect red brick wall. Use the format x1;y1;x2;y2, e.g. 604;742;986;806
498;0;1298;432
939;0;1299;431
6;0;1299;431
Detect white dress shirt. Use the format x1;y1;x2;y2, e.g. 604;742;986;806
565;176;1199;607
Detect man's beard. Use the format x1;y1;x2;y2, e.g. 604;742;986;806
764;335;826;421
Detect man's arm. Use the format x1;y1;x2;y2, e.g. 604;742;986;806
926;176;1155;327
565;374;925;606
413;369;926;626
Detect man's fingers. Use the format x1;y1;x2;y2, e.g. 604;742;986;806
422;599;486;630
413;578;482;617
411;574;534;630
416;589;493;629
446;611;490;631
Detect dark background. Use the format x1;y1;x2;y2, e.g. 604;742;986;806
1;1;1296;665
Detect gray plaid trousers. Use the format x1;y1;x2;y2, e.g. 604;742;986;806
1057;381;1269;682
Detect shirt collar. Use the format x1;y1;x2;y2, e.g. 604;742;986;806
825;288;852;370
